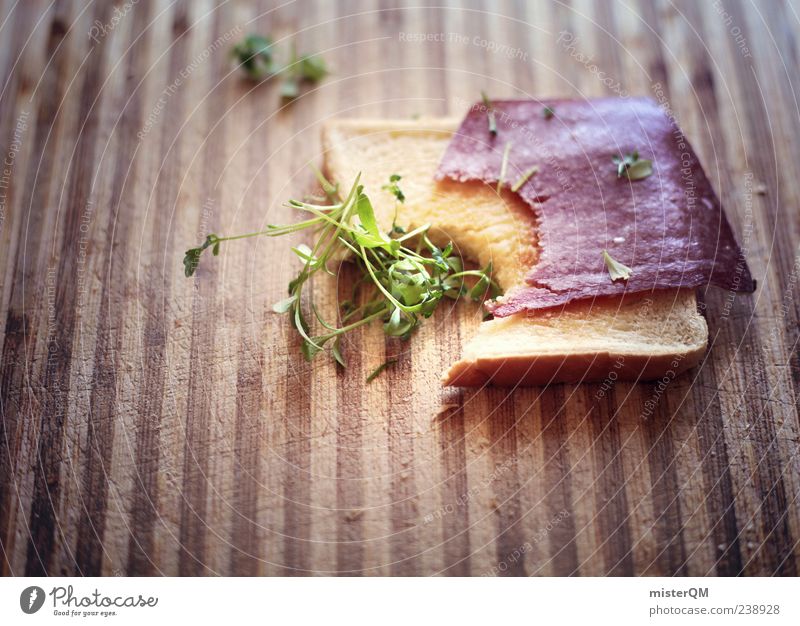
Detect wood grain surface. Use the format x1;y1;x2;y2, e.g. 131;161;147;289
1;0;799;577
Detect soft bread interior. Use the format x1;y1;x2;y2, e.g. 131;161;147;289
321;118;708;386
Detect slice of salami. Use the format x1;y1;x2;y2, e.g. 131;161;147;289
435;98;755;316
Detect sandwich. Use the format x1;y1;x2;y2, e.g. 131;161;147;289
322;98;754;386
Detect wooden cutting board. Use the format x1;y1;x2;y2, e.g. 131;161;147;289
1;0;798;576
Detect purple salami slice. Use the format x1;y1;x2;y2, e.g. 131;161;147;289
435;98;755;315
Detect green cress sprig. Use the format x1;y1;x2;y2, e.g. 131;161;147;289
231;35;328;100
184;170;500;369
612;150;653;181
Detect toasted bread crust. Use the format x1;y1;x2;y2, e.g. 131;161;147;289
442;342;707;386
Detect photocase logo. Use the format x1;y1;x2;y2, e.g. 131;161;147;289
20;586;45;614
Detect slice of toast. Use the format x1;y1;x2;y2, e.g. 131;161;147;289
322;118;708;386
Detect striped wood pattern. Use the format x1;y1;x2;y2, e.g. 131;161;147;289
1;0;799;576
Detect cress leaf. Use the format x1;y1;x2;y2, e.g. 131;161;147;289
298;54;328;82
232;35;275;80
183;248;202;277
613;151;653;181
384;307;415;338
469;273;490;301
183;234;220;277
382;173;406;203
356;192;381;238
331;336;346;367
272;295;298;313
602;249;633;281
626;159;653;181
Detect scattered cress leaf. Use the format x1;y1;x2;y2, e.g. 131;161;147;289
356;192;381;238
231;34;329;102
183;234;220;277
626;159;653;180
612;150;653;181
280;45;329;101
231;35;275;80
298;54;328;82
602;249;633;282
272;295;298;313
183;248;201;277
